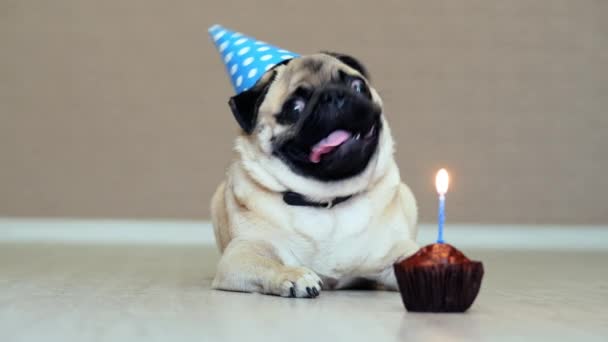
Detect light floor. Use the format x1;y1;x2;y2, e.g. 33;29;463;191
1;220;607;341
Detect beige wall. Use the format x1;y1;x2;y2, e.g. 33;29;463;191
1;1;607;224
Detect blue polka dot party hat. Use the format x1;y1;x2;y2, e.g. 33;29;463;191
208;25;299;93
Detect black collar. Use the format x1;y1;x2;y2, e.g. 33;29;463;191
283;191;353;209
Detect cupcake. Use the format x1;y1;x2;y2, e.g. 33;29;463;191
393;243;484;312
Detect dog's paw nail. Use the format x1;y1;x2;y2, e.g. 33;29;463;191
275;267;322;298
318;280;323;288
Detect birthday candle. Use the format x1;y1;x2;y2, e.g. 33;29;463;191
435;169;450;244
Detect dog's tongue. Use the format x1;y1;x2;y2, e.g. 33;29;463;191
309;130;352;163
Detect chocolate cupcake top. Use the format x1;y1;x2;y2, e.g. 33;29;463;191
401;243;471;267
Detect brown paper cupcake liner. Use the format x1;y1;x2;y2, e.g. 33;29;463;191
394;261;484;312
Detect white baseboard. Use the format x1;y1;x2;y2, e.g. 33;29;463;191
0;217;607;250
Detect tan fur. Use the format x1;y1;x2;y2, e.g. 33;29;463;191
211;55;418;297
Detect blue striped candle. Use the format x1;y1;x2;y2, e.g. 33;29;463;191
437;194;446;243
435;169;449;244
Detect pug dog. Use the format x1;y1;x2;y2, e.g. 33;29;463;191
211;52;418;298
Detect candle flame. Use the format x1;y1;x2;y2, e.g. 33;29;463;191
435;168;449;195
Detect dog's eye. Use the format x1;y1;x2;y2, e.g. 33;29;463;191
292;98;306;113
276;97;306;125
351;79;365;93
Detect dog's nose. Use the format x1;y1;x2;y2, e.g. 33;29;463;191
321;90;346;108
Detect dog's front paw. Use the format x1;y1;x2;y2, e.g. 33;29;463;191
272;267;323;298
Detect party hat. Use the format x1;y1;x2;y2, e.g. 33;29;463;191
208;25;300;93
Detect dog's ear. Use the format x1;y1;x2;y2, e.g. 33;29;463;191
228;89;262;134
322;51;369;79
228;71;276;134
